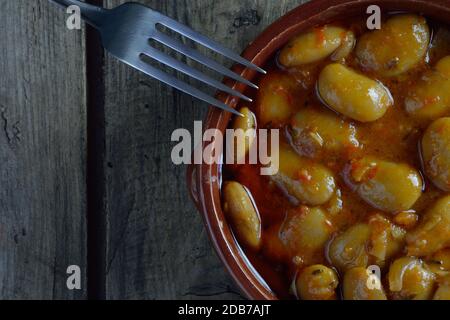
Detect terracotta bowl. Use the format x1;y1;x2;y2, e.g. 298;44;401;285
187;0;450;300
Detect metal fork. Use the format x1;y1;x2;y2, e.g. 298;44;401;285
50;0;266;116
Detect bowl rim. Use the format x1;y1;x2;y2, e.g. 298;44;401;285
187;0;450;300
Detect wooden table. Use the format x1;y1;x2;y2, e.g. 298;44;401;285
0;0;304;299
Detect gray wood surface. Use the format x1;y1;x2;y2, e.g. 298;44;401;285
0;0;306;300
0;0;87;299
103;0;302;300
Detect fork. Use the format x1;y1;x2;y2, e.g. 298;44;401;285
50;0;266;116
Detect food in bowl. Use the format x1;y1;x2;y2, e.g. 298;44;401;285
221;13;450;300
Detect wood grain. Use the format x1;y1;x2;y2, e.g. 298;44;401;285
0;0;308;300
0;0;87;299
102;0;303;300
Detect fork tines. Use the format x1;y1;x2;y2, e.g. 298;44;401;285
141;11;266;116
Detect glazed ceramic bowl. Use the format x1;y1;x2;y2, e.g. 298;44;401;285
187;0;450;300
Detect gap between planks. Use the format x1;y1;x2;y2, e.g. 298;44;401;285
86;0;107;300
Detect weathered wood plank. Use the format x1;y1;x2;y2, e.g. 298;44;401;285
103;0;303;299
0;0;87;299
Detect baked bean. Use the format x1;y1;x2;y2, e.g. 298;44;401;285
393;210;419;229
368;214;406;266
296;265;339;300
328;224;371;272
407;195;450;257
279;25;348;67
344;157;423;213
388;257;435;300
356;14;430;77
271;145;336;206
317;63;393;122
280;206;333;267
421;117;450;192
331;31;356;61
257;72;298;126
289;107;359;157
231;107;256;163
405;57;450;120
343;267;387;300
222;181;261;250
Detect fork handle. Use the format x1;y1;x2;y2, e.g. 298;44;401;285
49;0;107;28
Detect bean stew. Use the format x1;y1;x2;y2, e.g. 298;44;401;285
221;13;450;300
